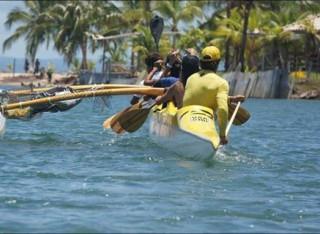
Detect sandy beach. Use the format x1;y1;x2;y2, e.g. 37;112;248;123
0;72;77;88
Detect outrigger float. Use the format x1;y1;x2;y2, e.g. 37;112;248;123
0;85;164;136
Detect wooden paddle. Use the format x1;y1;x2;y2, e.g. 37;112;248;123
103;100;143;134
228;102;250;125
226;101;241;136
217;101;241;148
150;15;164;51
116;102;156;133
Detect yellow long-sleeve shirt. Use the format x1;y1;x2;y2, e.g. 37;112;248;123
183;70;229;136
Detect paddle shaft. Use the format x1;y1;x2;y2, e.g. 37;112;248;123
226;101;241;136
1;88;164;111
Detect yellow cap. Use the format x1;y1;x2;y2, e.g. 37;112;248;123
201;46;220;61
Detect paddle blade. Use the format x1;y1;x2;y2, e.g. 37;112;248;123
103;115;115;129
228;103;250;125
103;101;143;134
117;107;151;133
150;15;164;50
0;112;6;137
103;106;131;129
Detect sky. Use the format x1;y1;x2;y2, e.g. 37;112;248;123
0;1;60;59
0;1;213;62
0;0;101;60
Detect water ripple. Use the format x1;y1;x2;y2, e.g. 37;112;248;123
0;98;319;232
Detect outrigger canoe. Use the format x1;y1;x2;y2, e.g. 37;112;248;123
149;102;221;160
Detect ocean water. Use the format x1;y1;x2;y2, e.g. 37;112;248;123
0;96;319;233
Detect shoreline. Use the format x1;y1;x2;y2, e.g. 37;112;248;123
0;72;319;100
0;72;77;88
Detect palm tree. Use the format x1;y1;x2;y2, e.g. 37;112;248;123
263;3;311;70
48;1;121;70
237;0;253;72
2;1;56;66
211;8;243;70
119;0;152;72
105;40;127;64
177;27;207;51
90;1;122;73
48;1;94;69
155;0;202;48
132;25;156;59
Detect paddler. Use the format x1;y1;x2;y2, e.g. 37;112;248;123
184;46;229;144
130;52;164;105
156;46;245;145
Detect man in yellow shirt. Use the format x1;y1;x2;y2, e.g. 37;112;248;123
183;46;229;145
156;46;230;145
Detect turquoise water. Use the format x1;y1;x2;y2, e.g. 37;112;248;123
0;97;319;233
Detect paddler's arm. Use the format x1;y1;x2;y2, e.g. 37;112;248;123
217;81;229;145
155;80;184;108
143;67;159;86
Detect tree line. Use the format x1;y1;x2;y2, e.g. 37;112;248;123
2;0;320;73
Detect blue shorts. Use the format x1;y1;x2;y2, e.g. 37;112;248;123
154;77;179;88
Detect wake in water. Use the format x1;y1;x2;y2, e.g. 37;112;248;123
215;146;264;167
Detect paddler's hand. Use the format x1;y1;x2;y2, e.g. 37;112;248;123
151;66;159;73
154;59;163;70
229;95;245;103
219;135;228;145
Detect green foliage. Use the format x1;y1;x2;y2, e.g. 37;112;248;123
155;1;202;47
87;60;96;71
132;25;155;57
7;64;13;73
2;0;320;73
177;28;207;51
105;41;127;64
158;36;172;57
3;0;55;63
47;63;55;74
70;58;81;73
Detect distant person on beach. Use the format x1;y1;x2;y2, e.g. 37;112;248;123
47;70;53;83
34;59;40;74
24;59;29;73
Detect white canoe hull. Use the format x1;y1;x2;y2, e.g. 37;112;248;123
149;104;218;160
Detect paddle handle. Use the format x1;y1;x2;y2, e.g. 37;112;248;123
9;84;145;96
1;88;164;111
225;101;241;137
